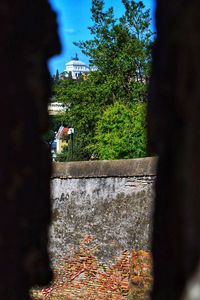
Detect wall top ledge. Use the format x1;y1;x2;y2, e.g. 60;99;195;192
52;157;157;179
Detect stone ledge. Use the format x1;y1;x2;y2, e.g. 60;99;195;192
52;157;157;179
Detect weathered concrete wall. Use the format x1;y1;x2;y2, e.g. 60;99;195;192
50;157;157;262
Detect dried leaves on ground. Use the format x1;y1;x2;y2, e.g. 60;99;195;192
31;235;152;300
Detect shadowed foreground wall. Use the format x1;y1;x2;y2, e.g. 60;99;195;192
50;158;156;262
0;1;60;299
148;0;200;299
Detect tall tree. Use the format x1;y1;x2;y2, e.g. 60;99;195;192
54;0;153;161
55;69;60;82
75;0;153;102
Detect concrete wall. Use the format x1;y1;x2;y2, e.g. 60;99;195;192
50;157;157;262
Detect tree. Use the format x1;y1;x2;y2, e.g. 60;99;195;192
75;0;153;103
52;0;152;160
55;69;60;82
55;145;69;162
95;102;147;160
52;73;118;160
43;129;55;145
43;115;63;145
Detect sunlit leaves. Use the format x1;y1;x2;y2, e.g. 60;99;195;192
75;0;154;103
95;102;147;160
53;0;153;161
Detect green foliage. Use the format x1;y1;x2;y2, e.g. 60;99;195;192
55;69;60;82
43;115;62;144
52;74;117;160
95;102;147;160
43;129;55;144
50;115;64;132
55;145;69;162
55;138;77;162
51;0;152;160
75;0;153;102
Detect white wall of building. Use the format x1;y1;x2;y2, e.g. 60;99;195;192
64;55;90;79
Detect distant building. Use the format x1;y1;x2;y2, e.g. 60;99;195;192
54;126;74;155
55;126;69;154
48;102;67;115
64;54;90;79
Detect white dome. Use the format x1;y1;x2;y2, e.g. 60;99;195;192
66;59;88;67
64;54;90;79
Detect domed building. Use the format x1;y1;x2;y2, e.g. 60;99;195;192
64;54;90;79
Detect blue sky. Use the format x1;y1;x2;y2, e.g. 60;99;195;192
48;0;155;75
